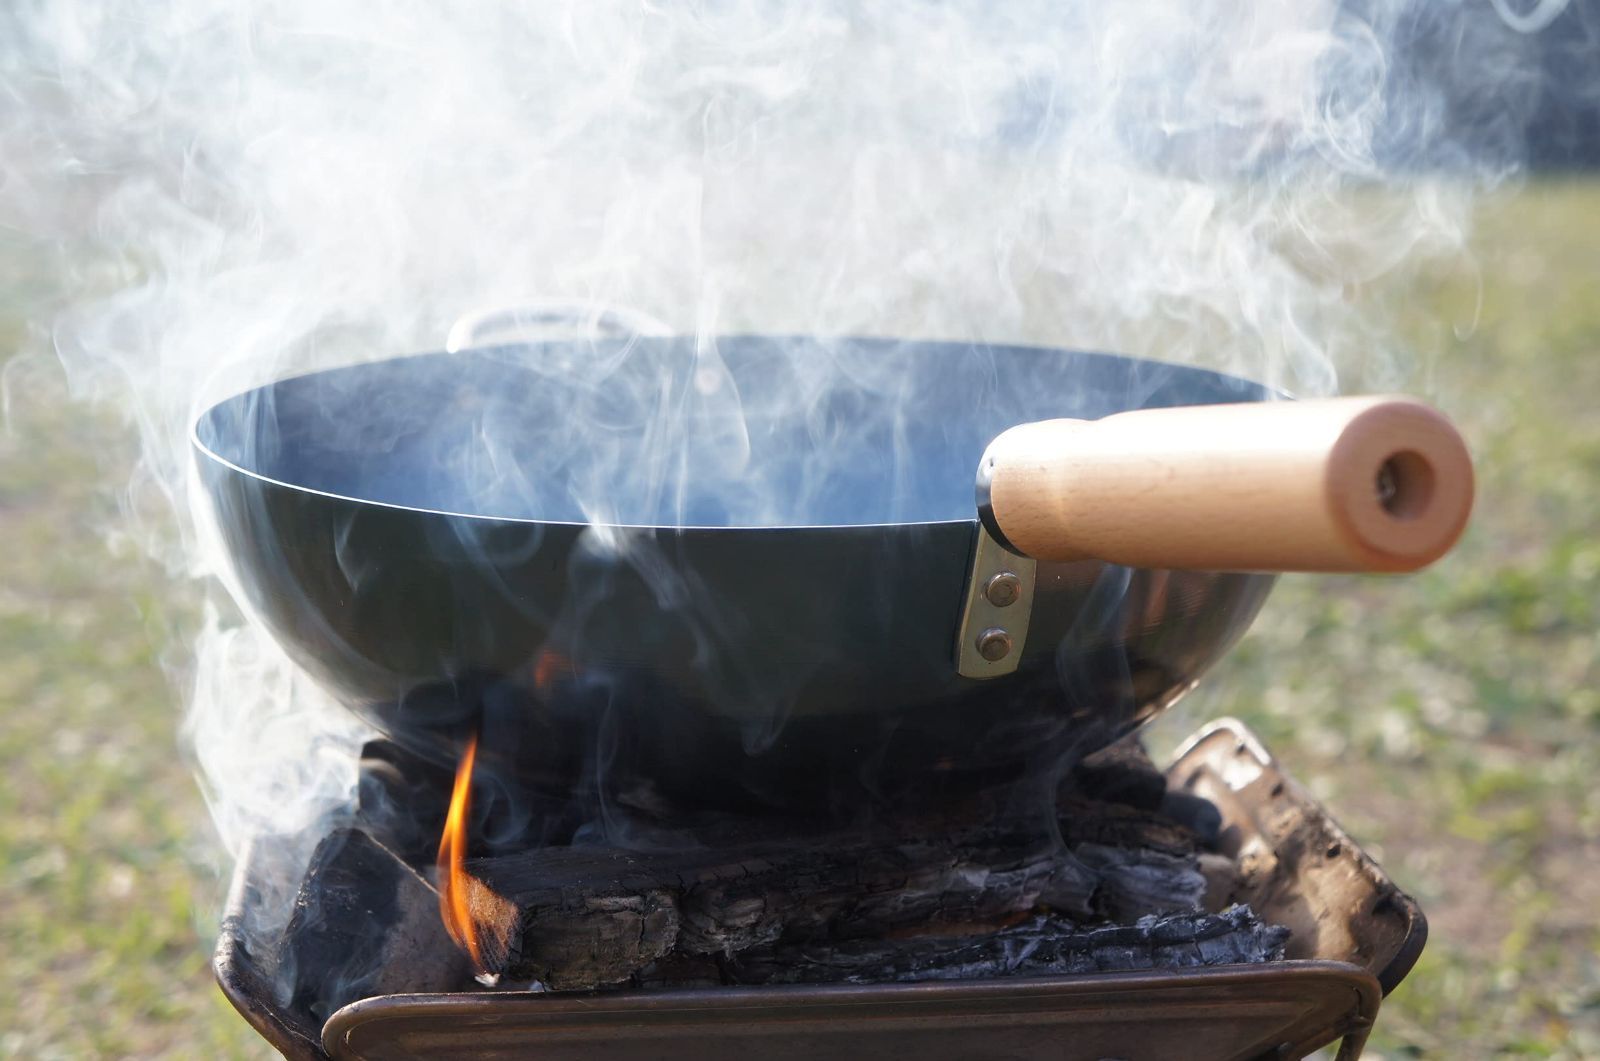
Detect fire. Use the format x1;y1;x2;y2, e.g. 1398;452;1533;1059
530;647;574;693
437;731;487;975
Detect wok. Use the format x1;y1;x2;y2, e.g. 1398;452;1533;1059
192;334;1470;809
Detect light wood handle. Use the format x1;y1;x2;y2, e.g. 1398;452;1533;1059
976;396;1473;573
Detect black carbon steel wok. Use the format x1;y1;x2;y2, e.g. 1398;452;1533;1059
193;336;1278;809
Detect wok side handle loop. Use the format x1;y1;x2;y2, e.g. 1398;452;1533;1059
446;301;672;352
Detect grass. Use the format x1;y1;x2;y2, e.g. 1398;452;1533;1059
1;183;1597;1058
1150;180;1600;1057
0;356;265;1057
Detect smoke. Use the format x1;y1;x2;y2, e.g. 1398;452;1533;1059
0;0;1575;988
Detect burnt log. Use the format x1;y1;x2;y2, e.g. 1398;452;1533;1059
275;735;1299;1008
718;906;1291;986
1057;797;1198;856
462;826;1102;988
1075;843;1207;921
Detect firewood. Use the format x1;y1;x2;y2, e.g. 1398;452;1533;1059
337;733;1289;998
716;906;1290;986
462;826;1100;987
1057;797;1197;856
1074;843;1207;921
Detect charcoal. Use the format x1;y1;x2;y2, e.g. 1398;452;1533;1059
461;825;1100;986
1065;735;1168;810
1075;842;1207;921
720;906;1289;985
1058;797;1197;856
1159;790;1224;846
513;890;679;991
285;736;1289;1001
632;952;727;989
279;828;471;1023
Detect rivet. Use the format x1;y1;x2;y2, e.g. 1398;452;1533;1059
976;628;1012;662
984;571;1021;608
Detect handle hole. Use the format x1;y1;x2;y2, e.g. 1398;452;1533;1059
1376;451;1435;521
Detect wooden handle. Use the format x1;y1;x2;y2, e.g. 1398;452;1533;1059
976;396;1473;573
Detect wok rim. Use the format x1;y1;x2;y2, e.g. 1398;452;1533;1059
189;335;1282;533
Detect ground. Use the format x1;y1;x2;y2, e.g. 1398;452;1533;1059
1;184;1596;1058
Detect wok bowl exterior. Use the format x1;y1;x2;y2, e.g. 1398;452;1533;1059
193;339;1276;807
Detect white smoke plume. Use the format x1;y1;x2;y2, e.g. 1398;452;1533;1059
0;0;1566;941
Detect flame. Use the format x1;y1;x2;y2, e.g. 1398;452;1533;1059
437;731;486;974
530;647;574;693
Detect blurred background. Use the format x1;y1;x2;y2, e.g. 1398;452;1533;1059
3;1;1599;1057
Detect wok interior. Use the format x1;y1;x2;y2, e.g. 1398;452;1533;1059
194;336;1270;528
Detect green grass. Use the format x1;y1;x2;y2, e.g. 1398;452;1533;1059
1150;180;1600;1058
0;356;266;1057
2;183;1597;1058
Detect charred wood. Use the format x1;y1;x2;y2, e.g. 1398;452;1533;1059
717;906;1291;986
1159;789;1224;846
462;826;1101;987
1057;797;1197;857
1075;843;1208;921
279;828;470;1023
327;735;1292;999
1064;735;1169;811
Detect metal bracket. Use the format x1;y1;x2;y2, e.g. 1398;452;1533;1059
954;526;1037;679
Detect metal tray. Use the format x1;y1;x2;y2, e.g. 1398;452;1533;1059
217;717;1426;1060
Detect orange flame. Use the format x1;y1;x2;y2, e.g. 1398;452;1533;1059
437;731;486;974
